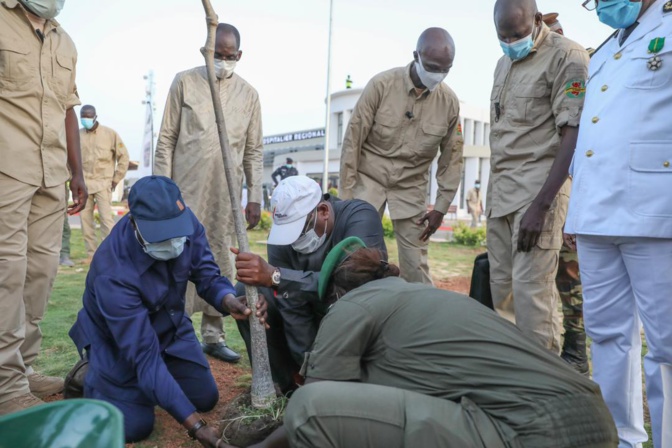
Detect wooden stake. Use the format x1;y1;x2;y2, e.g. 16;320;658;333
200;0;275;409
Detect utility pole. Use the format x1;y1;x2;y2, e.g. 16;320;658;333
322;0;334;192
142;70;156;174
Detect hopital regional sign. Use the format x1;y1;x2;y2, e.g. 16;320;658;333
263;128;326;146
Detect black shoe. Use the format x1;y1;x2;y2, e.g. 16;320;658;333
561;352;590;376
561;331;590;376
201;342;241;363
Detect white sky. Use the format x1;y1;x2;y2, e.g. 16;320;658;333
56;0;613;164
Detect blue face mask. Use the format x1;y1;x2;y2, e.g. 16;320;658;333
597;0;642;29
143;237;187;261
81;117;95;130
500;23;536;61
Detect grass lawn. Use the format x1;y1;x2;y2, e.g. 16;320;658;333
38;228;652;447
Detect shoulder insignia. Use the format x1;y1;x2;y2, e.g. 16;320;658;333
456;123;463;136
664;1;672;13
564;80;586;98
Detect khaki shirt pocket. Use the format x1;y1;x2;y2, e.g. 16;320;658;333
511;81;547;125
370;113;399;150
51;52;74;102
418;122;447;156
0;40;33;88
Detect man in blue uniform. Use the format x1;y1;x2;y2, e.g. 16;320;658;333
69;176;267;446
566;1;672;446
271;158;299;186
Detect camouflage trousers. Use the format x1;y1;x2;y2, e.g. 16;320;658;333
556;245;584;336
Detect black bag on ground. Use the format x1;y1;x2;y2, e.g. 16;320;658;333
469;252;494;310
63;357;89;399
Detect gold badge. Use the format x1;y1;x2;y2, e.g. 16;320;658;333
664;1;672;13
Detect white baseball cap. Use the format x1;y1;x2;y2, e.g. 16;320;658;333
267;176;323;245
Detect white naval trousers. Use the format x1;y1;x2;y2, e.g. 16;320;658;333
577;235;672;448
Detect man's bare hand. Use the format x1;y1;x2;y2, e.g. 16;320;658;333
233;293;270;329
563;233;577;251
245;202;261;230
417;210;444;242
68;174;88;215
517;203;547;252
230;247;275;287
194;425;221;447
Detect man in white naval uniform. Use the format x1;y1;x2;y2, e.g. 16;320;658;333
565;1;672;447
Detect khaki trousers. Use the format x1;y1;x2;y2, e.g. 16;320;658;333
0;173;65;403
486;195;568;354
470;211;481;228
379;206;432;285
200;314;225;345
80;188;114;258
286;381;516;448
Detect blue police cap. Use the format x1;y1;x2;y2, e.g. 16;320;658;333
128;176;194;243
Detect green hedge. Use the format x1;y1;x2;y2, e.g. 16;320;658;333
452;222;486;247
382;215;395;239
259;210;273;231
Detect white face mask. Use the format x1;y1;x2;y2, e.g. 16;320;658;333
143;236;187;261
20;0;65;19
214;59;237;79
415;55;449;91
292;212;327;254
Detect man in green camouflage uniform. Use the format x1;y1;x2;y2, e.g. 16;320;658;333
540;12;588;377
557;243;587;374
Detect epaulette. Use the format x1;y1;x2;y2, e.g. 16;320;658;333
589;30;619;58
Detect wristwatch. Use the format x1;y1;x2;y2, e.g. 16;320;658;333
187;418;207;440
271;268;282;288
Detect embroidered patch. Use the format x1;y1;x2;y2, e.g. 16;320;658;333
664;1;672;13
456;123;463;136
564;80;586;98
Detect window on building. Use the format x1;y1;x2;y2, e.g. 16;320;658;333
337;113;344;147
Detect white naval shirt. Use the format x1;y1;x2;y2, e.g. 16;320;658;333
566;0;672;238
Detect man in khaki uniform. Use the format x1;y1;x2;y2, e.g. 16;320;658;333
340;27;464;285
487;0;589;353
466;180;483;228
155;23;262;364
0;0;88;414
79;105;129;260
541;11;588;376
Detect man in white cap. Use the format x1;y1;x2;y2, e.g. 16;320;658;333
232;175;386;393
